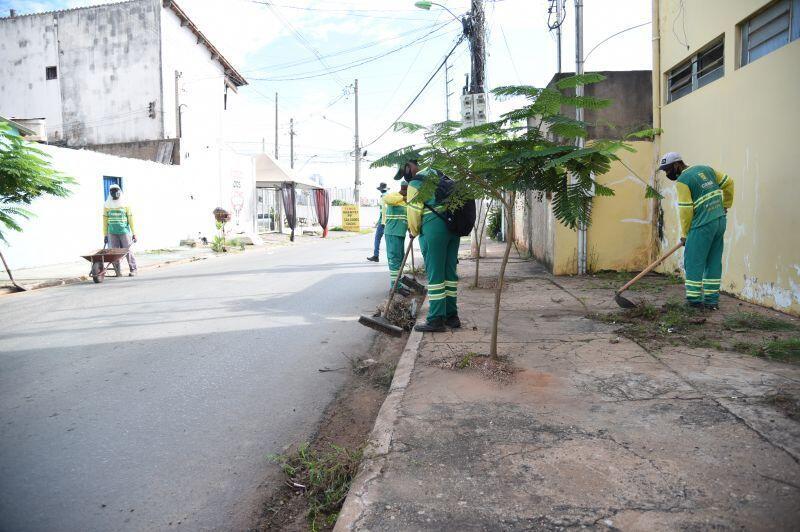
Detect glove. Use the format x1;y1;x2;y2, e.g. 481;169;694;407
104;235;109;244
680;237;686;246
132;234;138;243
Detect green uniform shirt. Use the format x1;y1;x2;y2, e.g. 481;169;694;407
676;165;726;232
407;168;445;236
103;205;135;235
383;202;408;236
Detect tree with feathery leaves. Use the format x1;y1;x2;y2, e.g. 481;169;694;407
0;121;75;291
371;74;656;358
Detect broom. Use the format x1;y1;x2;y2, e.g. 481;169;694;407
358;237;416;337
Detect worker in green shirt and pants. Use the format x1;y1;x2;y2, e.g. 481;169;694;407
659;152;734;310
382;179;410;292
403;160;460;332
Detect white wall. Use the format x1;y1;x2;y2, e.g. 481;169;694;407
0;0;164;145
0;144;256;270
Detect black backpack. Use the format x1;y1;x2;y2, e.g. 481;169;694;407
424;172;476;237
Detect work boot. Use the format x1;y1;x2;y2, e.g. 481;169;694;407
366;255;379;262
129;270;137;277
414;318;447;333
704;303;719;311
445;315;462;329
113;266;122;277
686;301;704;310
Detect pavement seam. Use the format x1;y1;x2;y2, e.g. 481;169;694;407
333;298;428;532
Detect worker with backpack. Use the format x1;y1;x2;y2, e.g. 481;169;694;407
403;159;475;332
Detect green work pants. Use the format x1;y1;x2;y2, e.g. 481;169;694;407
386;234;406;289
684;216;726;305
419;216;460;323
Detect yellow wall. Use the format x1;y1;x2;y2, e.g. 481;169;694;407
550;142;656;275
655;0;800;315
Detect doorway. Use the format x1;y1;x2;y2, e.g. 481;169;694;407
256;187;279;233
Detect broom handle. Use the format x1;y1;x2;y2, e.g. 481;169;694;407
385;237;415;312
617;241;684;294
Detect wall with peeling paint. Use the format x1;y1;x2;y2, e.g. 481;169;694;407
0;0;163;145
655;0;800;316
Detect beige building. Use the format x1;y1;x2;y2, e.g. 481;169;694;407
653;0;800;315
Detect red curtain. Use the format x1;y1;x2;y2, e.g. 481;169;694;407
313;189;330;237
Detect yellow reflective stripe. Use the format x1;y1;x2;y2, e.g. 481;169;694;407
444;280;458;287
703;278;721;283
428;293;446;301
685;280;702;286
428;282;445;289
685;290;702;295
718;175;729;187
694;189;723;208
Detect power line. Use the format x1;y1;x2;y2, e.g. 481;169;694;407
363;35;466;149
249;27;458;82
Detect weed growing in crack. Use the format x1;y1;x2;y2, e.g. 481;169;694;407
731;337;800;364
457;352;476;369
269;443;363;532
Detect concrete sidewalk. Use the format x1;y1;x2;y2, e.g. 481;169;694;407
337;243;800;531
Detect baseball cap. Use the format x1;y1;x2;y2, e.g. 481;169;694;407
658;152;683;171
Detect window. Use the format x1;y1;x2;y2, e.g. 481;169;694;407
45;66;57;80
667;37;725;103
741;0;800;66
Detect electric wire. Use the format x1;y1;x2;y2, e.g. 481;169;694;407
363;35;465;149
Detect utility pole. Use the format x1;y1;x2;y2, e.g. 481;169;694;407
353;78;361;205
274;92;279;160
289;118;295;169
445;61;453;121
556;0;564;73
575;0;587;275
174;70;182;138
468;0;486;94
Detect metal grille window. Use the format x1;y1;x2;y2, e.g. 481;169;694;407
667;37;725;103
741;0;800;66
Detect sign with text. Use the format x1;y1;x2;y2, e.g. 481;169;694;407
342;205;360;232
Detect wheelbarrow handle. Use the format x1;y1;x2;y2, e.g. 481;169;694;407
616;241;684;295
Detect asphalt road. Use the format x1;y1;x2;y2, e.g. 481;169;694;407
0;234;387;531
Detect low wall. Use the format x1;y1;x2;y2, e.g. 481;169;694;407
1;144;253;270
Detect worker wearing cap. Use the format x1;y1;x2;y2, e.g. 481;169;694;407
658;152;734;309
382;179;410;291
367;182;388;262
404;160;460;332
103;184;138;276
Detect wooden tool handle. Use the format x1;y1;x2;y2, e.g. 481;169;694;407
616;241;684;295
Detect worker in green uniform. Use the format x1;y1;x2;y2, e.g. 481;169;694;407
658;152;734;310
382;179;410;292
404;160;461;332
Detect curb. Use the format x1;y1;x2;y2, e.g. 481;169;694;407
334;299;429;532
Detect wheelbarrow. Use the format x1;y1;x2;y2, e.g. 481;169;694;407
81;247;131;283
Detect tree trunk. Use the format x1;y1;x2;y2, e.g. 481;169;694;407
472;198;491;288
0;249;27;292
489;192;515;359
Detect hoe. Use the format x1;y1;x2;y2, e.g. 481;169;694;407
359;238;416;337
615;241;684;309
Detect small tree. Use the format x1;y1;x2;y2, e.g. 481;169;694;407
373;75;652;358
0;121;74;290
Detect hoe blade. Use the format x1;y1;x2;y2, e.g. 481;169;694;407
358;315;403;337
614;292;637;309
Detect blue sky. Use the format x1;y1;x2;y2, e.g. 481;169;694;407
2;0;651;196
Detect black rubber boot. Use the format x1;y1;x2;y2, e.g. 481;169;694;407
704;303;719;311
686;302;705;310
414;318;447;333
445;315;462;328
396;286;411;298
366;256;379;262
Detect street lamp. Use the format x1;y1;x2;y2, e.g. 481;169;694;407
297;154;318;173
414;1;462;24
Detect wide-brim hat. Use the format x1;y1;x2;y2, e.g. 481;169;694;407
377;182;388;192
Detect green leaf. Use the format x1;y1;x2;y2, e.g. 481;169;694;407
645;184;663;199
393;122;427;134
554;73;607;89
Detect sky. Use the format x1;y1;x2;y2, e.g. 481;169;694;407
2;0;652;200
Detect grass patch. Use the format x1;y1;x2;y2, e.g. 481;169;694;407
723;312;797;332
329;226;345;231
732;337;800;364
457;352;475;369
269;443;362;531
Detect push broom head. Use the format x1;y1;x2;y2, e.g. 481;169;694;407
358;315;404;337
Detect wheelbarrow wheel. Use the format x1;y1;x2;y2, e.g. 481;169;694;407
91;261;105;283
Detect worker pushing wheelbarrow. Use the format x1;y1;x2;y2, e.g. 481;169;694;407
82;183;138;283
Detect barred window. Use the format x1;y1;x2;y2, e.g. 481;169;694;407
667;37;724;103
741;0;800;66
